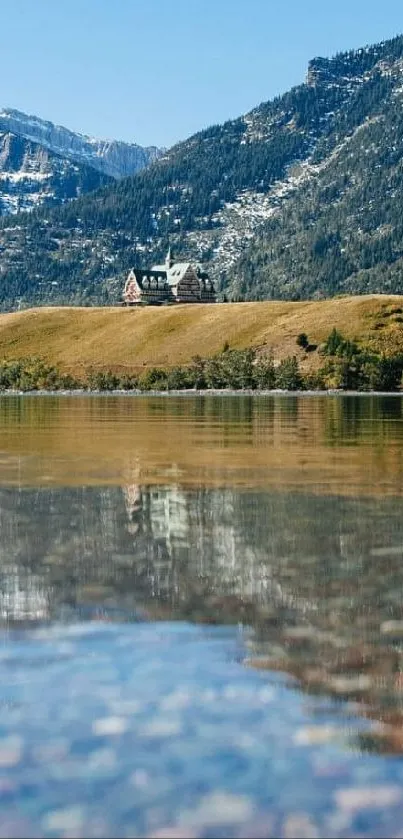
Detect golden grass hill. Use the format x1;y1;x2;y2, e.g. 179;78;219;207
123;248;217;305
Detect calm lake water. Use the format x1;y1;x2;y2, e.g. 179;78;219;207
2;394;403;838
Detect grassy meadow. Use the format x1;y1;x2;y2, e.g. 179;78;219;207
0;296;402;377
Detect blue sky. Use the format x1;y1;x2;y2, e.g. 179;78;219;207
2;0;403;148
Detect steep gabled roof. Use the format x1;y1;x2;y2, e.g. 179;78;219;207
166;263;194;287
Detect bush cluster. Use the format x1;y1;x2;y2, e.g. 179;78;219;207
0;332;403;393
137;348;278;391
0;358;79;391
318;328;403;391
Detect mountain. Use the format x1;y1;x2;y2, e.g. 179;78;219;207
0;109;163;220
0;131;113;214
0;109;163;179
1;34;403;309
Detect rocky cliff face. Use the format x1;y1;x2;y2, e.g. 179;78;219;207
0;130;112;214
0;108;163;178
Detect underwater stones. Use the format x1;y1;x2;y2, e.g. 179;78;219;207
0;736;23;767
92;717;128;736
334;785;402;812
328;675;373;695
293;726;339;746
380;620;403;637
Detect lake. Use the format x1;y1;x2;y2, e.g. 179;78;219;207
1;394;403;838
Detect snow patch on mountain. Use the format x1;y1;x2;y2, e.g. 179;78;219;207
0;129;112;216
187;115;381;283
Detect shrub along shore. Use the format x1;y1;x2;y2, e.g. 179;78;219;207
1;329;403;393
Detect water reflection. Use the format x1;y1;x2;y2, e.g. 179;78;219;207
0;393;402;493
2;475;403;753
2;393;403;759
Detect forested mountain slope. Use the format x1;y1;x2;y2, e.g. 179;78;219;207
1;35;403;308
231;66;403;300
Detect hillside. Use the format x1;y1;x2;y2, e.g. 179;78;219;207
0;296;402;376
2;35;403;308
231;77;403;301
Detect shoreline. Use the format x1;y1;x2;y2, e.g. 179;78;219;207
0;388;402;398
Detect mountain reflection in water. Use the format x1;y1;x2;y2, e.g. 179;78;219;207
1;479;403;754
1;393;403;765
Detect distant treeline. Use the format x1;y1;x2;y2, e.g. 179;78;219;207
1;330;403;392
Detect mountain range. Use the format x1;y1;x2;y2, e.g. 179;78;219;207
0;108;162;215
1;34;403;309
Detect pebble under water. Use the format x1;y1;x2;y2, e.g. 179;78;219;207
1;621;403;839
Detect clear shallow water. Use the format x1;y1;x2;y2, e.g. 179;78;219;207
2;395;403;837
